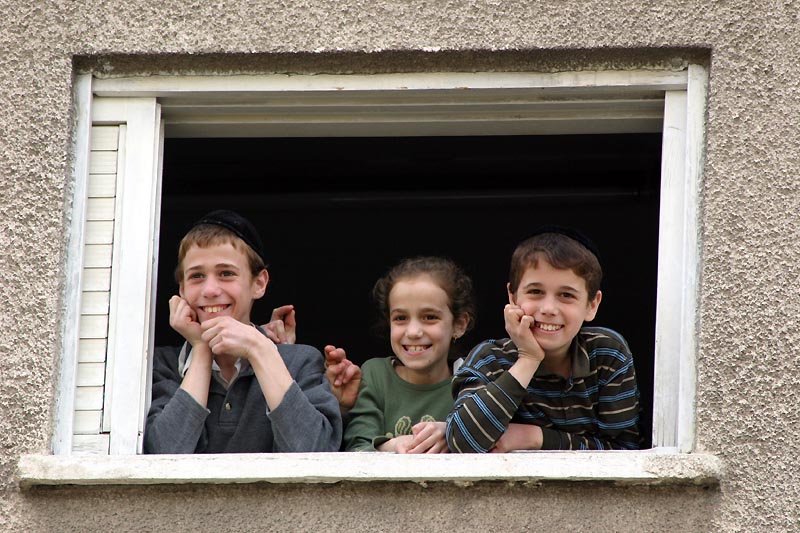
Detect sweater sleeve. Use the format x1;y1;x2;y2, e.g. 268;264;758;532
342;359;386;452
446;342;527;453
143;345;210;454
267;344;343;452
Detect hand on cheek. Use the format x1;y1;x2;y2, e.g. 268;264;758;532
504;304;544;363
168;295;203;345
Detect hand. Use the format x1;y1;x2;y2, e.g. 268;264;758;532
262;304;297;344
504;303;545;364
201;316;271;360
395;421;449;454
490;423;543;453
323;345;362;411
168;295;203;346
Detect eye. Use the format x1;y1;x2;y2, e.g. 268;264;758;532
559;292;577;300
423;313;441;322
391;314;408;323
187;272;203;280
526;288;543;296
220;270;236;277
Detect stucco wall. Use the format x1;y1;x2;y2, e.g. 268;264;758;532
1;1;798;532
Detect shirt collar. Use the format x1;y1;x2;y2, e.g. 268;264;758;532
177;343;247;385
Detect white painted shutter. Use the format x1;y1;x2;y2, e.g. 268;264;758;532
57;80;163;455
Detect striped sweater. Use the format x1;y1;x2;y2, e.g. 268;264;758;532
446;327;642;452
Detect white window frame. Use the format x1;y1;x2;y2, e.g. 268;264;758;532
21;66;721;486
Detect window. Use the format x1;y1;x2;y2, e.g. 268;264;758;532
21;67;718;486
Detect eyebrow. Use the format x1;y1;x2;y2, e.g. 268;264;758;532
522;282;581;293
184;262;241;272
390;306;446;315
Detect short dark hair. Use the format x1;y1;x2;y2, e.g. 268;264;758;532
508;232;603;298
372;256;476;338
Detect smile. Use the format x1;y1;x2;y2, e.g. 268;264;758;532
202;304;229;313
535;322;563;332
404;345;431;353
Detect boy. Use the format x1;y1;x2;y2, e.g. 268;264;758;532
144;209;342;454
446;227;641;452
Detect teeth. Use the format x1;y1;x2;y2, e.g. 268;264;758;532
204;305;225;313
406;345;428;352
537;323;561;331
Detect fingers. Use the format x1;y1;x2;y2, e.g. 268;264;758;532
270;304;294;322
325;360;350;386
200;316;268;358
324;345;347;365
269;305;296;344
504;303;536;338
282;307;296;329
402;422;448;454
263;320;286;343
342;362;361;383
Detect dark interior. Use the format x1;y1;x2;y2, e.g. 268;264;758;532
156;134;661;447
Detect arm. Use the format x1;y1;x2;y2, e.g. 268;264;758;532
144;296;215;454
446;356;530;453
324;344;362;414
144;345;211;454
342;362;386;451
446;304;546;453
267;344;344;452
201;318;342;452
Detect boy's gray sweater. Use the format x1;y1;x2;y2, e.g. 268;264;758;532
144;335;342;454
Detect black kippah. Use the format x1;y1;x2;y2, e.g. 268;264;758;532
192;209;267;265
529;225;601;265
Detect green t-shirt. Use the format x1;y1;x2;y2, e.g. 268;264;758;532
343;357;454;451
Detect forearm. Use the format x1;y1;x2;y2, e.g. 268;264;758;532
540;424;641;450
342;407;384;452
248;339;295;410
144;387;209;454
268;381;342;452
179;343;212;407
446;371;528;453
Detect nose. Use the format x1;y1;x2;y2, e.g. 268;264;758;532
201;275;222;297
538;294;558;316
407;320;424;339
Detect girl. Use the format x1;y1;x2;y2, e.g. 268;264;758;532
326;256;476;453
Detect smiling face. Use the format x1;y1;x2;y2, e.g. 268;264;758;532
179;242;268;324
388;275;467;385
509;259;601;361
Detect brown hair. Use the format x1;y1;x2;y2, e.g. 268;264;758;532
508;232;602;298
372;256;476;339
174;223;266;284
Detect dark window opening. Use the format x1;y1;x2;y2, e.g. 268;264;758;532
156;134;661;448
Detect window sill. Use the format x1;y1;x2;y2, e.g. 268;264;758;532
18;449;722;488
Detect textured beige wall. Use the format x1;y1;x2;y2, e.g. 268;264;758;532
1;1;799;532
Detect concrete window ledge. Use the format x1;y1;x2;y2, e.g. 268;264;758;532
17;450;722;488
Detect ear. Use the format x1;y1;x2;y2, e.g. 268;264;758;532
453;313;470;339
252;269;269;300
507;282;516;305
584;290;603;322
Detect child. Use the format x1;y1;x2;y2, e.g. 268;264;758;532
446;227;642;452
330;256;475;453
144;209;342;454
